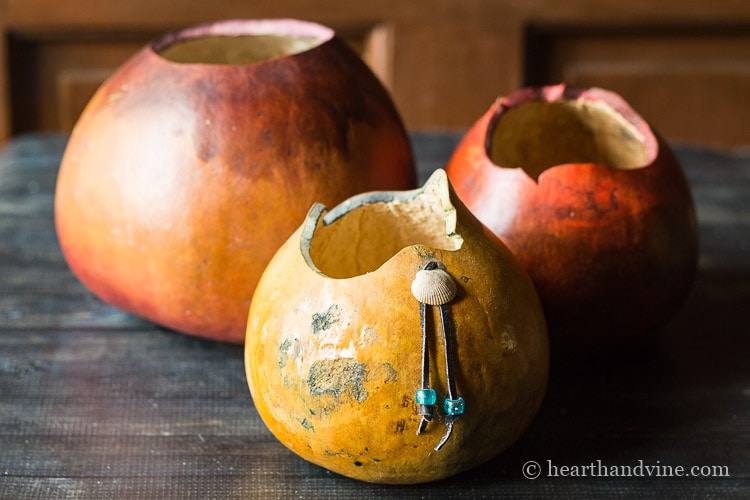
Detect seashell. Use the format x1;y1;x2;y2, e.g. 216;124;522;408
411;268;457;305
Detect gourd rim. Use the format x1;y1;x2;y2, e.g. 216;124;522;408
300;169;464;280
484;84;660;182
150;18;334;66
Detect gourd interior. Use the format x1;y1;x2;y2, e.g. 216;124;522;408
158;35;324;65
489;99;649;180
307;187;463;279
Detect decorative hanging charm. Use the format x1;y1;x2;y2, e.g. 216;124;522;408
411;260;463;450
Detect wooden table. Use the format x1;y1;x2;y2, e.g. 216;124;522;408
1;133;748;498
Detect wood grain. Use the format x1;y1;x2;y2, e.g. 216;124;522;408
0;133;748;497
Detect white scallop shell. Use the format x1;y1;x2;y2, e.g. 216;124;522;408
411;268;457;305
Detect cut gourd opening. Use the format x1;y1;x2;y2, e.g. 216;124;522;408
488;99;649;180
303;170;463;279
154;20;332;65
159;35;324;65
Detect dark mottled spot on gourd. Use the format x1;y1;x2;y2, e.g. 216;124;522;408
278;338;292;368
308;358;368;403
381;362;397;383
311;304;340;334
393;419;406;434
298;417;315;432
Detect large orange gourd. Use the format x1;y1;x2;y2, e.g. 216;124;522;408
54;19;416;343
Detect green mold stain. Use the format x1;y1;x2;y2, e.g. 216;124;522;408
311;304;341;334
307;358;368;404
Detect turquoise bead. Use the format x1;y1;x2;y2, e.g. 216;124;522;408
415;388;437;405
444;397;465;415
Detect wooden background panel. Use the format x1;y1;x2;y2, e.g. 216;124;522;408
525;25;750;148
2;0;750;147
0;0;9;142
8;33;158;134
0;0;524;143
6;26;380;135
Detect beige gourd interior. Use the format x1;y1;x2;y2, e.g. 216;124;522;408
308;186;463;279
489;100;649;179
159;35;323;65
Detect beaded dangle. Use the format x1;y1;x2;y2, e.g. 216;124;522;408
410;260;464;451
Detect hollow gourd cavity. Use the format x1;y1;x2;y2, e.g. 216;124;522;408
307;179;463;279
489;99;649;179
158;35;324;65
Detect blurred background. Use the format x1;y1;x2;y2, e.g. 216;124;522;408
1;0;748;148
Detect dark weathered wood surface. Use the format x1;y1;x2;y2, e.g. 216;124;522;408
1;133;748;498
